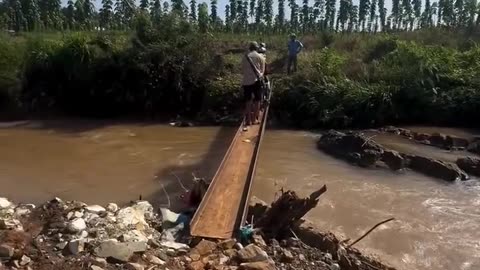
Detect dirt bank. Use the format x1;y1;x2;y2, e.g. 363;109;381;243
0;195;393;270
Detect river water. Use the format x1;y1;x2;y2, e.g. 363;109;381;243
1;121;480;270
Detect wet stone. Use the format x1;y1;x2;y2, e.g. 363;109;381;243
238;244;269;263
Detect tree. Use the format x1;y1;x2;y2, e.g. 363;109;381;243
255;0;264;28
197;2;209;32
324;0;336;30
190;0;196;21
240;0;248;30
114;0;136;29
83;0;94;29
140;0;149;11
100;0;114;29
150;0;162;23
412;0;421;28
230;0;237;22
162;1;169;13
313;0;325;30
421;0;432;27
378;0;386;30
302;0;309;32
225;4;231;30
401;0;413;29
7;0;26;31
249;0;255;18
465;0;477;26
38;0;62;29
65;0;75;29
337;0;350;31
171;0;186;16
369;0;377;31
264;0;273;29
358;0;370;30
289;0;299;31
277;0;285;28
22;0;41;31
210;0;217;25
348;4;358;31
391;0;400;29
74;0;86;27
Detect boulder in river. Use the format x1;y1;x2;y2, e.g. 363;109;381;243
406;155;468;181
456;157;480;176
317;130;384;167
381;150;406;171
446;135;470;149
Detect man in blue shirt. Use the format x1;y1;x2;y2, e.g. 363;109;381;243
287;33;304;74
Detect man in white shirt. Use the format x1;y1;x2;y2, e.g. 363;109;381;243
241;41;265;131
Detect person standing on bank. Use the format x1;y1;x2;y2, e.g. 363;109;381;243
287;33;304;75
242;41;265;131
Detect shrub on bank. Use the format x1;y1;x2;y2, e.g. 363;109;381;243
2;27;480;128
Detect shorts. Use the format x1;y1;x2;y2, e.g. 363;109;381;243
243;81;262;102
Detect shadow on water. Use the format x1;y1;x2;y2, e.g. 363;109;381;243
145;126;237;212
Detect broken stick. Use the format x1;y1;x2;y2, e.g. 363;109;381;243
347;218;395;248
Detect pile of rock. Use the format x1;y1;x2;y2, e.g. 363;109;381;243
0;196;362;270
318;130;469;181
381;126;475;151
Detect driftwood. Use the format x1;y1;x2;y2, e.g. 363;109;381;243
347;218;395;248
256;185;327;238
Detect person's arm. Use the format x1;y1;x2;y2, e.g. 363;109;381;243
297;41;304;54
260;56;266;77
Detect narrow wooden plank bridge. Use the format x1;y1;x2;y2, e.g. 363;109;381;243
190;92;271;239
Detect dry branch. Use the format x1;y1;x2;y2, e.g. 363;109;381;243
256;185;327;238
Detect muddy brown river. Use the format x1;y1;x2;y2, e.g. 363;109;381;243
1;121;480;270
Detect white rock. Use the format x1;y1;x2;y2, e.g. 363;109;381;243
90;266;104;270
120;230;148;242
106;203;118;213
116;207;148;229
68;218;87;233
74;211;84;218
85;205;106;214
67;212;74;220
0;198;12;209
68;239;85;255
160;241;189;250
147;255;165;265
80;230;89;238
20;255;31;266
160;208;180;224
132;201;154;219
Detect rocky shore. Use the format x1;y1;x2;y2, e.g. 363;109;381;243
316;127;480;182
0;196;394;270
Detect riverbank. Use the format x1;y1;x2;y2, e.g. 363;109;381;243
0;196;393;270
